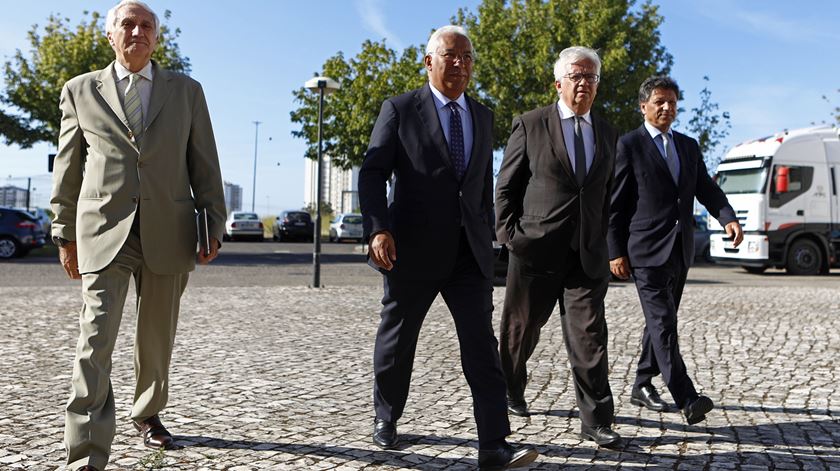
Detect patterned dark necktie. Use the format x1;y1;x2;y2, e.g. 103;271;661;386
447;102;466;180
661;133;680;184
573;116;587;186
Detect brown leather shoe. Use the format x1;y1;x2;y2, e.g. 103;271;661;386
133;414;175;450
76;466;99;471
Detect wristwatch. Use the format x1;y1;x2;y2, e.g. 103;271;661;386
52;236;70;247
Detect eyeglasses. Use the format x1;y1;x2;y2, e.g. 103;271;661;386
434;51;474;65
564;73;600;84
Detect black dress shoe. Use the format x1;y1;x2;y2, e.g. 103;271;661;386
630;384;669;412
580;424;622;448
372;418;398;449
76;466;99;471
683;395;714;425
507;396;530;417
133;414;175;450
477;442;539;470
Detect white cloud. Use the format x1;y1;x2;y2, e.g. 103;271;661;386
354;0;405;50
695;2;840;43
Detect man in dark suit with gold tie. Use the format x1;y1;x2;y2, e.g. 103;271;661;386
359;25;538;470
495;46;621;447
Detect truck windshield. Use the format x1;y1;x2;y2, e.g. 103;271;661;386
715;167;769;194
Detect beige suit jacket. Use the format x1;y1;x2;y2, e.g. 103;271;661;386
51;61;226;275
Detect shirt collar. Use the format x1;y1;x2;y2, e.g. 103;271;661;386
556;99;592;125
644;121;673;140
429;83;468;111
114;60;154;83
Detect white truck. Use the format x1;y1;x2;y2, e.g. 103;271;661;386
708;125;840;275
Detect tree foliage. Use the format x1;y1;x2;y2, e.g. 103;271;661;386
455;0;673;147
290;40;426;170
687;76;731;172
1;9;190;148
821;89;840;126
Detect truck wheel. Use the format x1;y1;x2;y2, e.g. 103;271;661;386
786;239;822;276
742;266;767;274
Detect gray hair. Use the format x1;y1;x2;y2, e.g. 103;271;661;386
105;0;160;37
639;75;680;103
425;25;474;55
553;46;601;81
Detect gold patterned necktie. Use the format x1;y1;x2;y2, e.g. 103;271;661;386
124;73;143;141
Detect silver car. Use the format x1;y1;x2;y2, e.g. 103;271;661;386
224;211;263;241
329;213;363;242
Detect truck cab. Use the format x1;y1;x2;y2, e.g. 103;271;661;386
709;126;840;275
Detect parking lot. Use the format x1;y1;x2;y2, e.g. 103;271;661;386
1;241;838;469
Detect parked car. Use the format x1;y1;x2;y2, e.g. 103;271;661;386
18;207;52;235
273;210;313;242
224;211;263;241
329;213;363;242
0;207;46;259
693;214;713;264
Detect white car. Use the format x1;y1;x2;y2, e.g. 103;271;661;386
329;213;363;242
224;211;263;241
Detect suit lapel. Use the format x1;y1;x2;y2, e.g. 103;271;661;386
415;84;456;175
587;112;608;182
95;63;130;132
145;62;172;131
544;105;576;182
672;131;693;188
464;95;484;179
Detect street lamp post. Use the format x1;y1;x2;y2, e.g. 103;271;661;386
251;121;261;212
304;76;340;288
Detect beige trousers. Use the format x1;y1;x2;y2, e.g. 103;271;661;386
64;231;189;470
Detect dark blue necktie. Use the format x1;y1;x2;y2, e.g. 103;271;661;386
447;102;466;179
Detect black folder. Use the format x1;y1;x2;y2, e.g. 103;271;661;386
197;208;210;256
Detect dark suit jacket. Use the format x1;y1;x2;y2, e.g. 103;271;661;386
358;83;496;280
495;104;618;279
607;125;737;268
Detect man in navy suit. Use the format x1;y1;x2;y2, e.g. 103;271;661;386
608;76;743;424
358;25;537;470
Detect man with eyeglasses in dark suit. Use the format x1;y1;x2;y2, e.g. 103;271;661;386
495;46;621;448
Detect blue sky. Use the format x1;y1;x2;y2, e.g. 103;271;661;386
1;0;838;214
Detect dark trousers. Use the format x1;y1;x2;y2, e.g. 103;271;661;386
499;251;615;427
631;239;698;408
372;231;511;448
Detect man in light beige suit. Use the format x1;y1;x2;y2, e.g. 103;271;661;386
50;1;226;470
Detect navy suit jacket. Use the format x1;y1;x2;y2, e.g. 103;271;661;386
358;84;495;280
608;125;737;268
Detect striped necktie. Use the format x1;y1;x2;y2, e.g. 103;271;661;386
124;73;144;141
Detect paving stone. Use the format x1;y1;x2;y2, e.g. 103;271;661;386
0;284;838;469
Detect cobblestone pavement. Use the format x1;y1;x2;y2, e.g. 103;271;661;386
1;281;838;470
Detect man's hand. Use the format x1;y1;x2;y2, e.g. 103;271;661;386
725;221;744;248
197;237;221;264
609;256;631;280
59;242;81;280
369;231;397;270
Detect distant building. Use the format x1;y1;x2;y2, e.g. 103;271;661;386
223;181;242;214
0;185;28;208
304;156;360;215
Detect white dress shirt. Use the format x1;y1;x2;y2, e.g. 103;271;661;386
114;60;154;127
429;84;473;169
644;121;680;164
557;100;595;174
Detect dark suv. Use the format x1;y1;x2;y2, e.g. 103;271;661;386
273;210;314;242
0;207;47;259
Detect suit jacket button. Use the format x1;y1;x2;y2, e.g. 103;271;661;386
459;190;463;197
128;130;134;139
137;161;144;168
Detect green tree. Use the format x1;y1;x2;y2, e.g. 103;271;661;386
1;9;190;148
686;75;731;172
290;40;425;169
822;89;839;125
455;0;673;148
